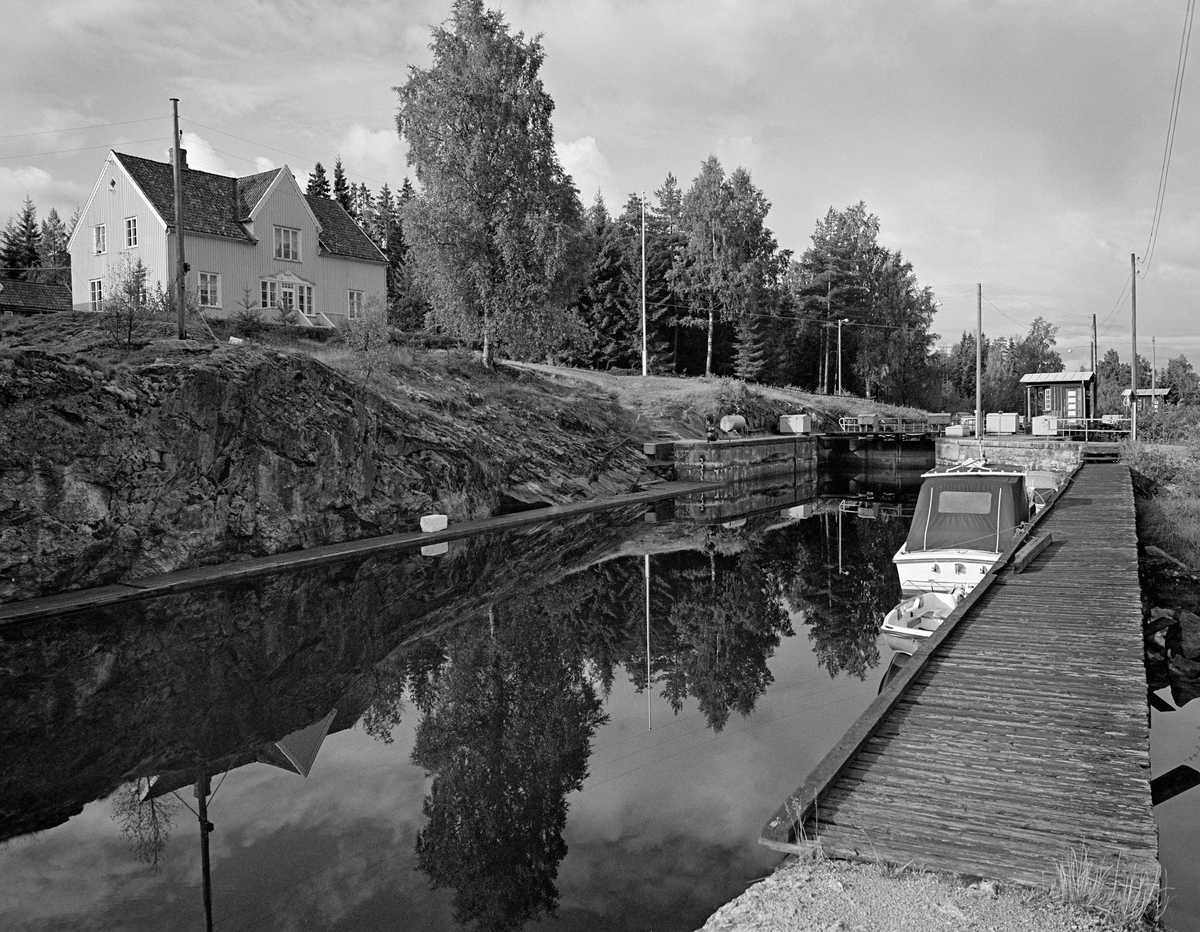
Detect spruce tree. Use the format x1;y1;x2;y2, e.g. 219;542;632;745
38;207;70;286
333;157;351;212
306;162;331;198
0;197;41;281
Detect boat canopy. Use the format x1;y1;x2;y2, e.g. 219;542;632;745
905;474;1029;554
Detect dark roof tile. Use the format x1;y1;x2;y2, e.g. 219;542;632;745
0;279;72;312
112;152;384;262
306;195;386;263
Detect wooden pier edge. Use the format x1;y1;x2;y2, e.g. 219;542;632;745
0;480;721;627
760;463;1083;849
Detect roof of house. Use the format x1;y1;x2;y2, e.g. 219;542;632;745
1121;388;1170;396
112;152;384;262
1019;371;1095;385
0;279;72;313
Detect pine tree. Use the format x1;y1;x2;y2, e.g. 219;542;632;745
333;157;351;212
376;184;396;249
37;207;70;286
1;197;41;281
306;162;331;199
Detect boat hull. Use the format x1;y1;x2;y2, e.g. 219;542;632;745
892;546;997;596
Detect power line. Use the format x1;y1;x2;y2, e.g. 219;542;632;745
0;116;162;141
1142;0;1197;277
1097;271;1133;339
0;136;168;162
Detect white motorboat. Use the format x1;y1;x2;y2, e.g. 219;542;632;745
880;590;961;654
891;460;1033;596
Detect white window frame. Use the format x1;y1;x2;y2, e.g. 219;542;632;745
198;272;221;309
93;224;106;255
89;279;103;312
297;284;314;317
274;225;301;261
261;280;277;309
347;290;363;320
124;217;138;249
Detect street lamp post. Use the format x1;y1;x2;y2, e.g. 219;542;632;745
837;318;850;395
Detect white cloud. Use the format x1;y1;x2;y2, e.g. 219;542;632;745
0;166;89;223
337;125;407;188
253;156;277;174
556;136;614;204
180;131;235;177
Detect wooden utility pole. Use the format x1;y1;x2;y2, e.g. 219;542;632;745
1131;253;1138;441
171;99;187;340
1091;313;1098;415
976;283;982;439
641;191;647;377
195;773;213;932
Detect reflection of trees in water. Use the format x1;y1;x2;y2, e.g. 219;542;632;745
411;602;607;932
110;778;179;870
767;514;908;679
358;640;447;743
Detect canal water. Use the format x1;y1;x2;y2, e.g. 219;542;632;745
0;468;917;932
8;445;1195;932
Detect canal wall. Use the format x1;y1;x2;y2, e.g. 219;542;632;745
672;435;819;484
936;436;1084;472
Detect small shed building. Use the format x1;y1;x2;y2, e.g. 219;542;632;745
1019;371;1095;422
0;280;72;316
1122;387;1173;412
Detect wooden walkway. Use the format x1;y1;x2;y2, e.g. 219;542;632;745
763;463;1158;887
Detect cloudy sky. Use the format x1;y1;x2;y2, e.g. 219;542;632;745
3;0;1198;364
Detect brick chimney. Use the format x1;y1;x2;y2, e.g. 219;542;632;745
166;148;188;170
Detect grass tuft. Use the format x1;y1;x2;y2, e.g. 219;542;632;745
1051;846;1162;928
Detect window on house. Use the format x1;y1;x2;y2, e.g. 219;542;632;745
261;280;277;309
89;279;103;311
198;272;221;308
274;226;301;261
125;217;138;249
93;224;106;255
347;290;363;319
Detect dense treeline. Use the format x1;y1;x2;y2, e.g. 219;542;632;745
1;197;74;286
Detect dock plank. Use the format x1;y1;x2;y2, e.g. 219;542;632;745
762;463;1158;888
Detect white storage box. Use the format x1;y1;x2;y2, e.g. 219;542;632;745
1032;415;1058;436
778;414;812;434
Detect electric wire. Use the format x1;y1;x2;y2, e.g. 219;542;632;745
1142;0;1197;277
0;116;162;141
0;137;168;161
1098;271;1133;339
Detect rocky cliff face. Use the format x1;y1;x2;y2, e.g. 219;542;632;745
0;329;646;603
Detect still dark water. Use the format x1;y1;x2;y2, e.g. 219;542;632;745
5;458;1196;932
0;476;912;932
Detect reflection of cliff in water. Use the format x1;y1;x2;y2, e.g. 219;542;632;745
2;489;914;932
0;507;652;842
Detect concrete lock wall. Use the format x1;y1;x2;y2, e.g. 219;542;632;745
673;435;818;483
936;437;1084;473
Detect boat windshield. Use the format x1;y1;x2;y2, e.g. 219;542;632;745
905;474;1029;553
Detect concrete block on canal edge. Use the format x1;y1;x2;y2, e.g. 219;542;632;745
420;514;448;533
779;414;812;434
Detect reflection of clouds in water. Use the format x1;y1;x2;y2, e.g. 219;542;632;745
0;723;436;931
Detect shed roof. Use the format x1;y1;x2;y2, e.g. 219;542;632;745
0;279;72;313
1019;371;1094;385
1121;388;1170;397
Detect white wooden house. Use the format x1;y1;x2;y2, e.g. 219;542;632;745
67;150;387;327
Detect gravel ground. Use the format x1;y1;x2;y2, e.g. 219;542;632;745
698;858;1125;932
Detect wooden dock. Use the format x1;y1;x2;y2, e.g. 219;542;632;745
762;463;1158;887
0;480;717;627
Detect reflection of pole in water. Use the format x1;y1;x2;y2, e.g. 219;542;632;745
195;773;213;932
645;553;651;731
838;507;843;576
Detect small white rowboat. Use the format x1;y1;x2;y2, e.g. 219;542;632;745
880;590;961;655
